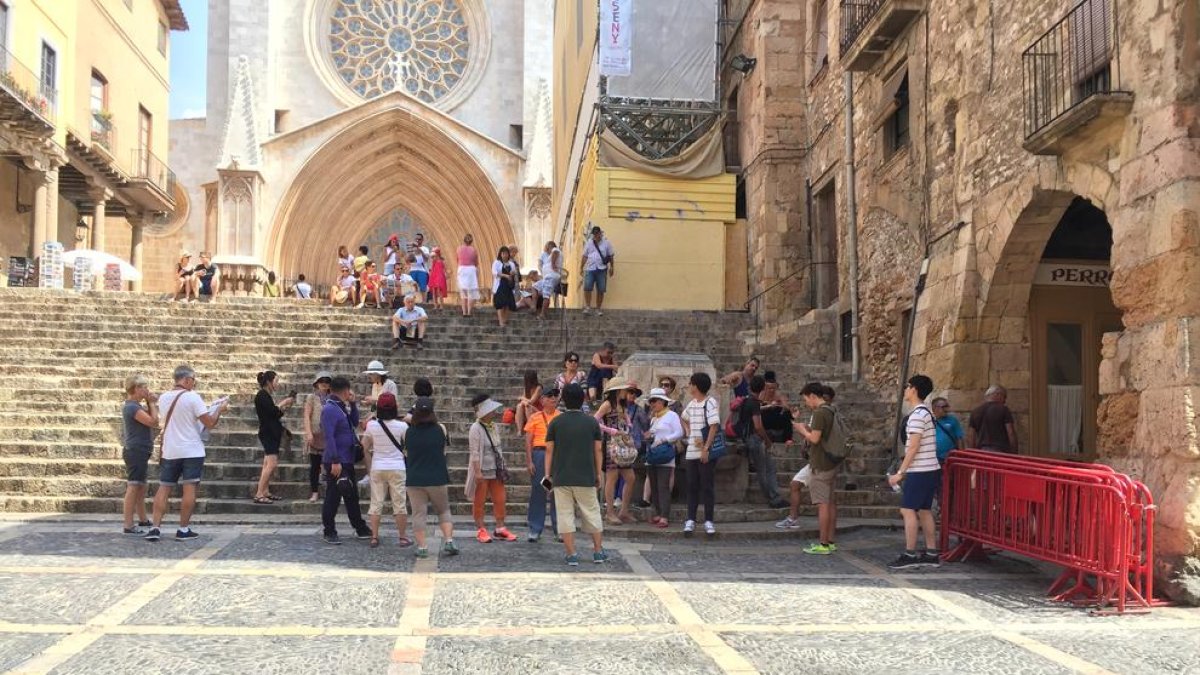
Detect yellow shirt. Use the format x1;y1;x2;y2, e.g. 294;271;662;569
353;255;369;273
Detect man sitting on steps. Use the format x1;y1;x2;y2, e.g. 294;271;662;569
144;365;227;542
391;294;428;350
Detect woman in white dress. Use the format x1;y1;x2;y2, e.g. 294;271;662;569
456;233;481;317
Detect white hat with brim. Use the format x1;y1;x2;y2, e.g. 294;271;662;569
475;399;504;420
363;360;388;376
647;388;673;403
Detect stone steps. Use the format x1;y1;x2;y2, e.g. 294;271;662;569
0;289;902;520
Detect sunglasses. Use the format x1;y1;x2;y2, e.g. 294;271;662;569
567;358;579;363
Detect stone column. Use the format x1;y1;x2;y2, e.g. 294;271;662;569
45;168;59;246
129;215;145;293
30;171;50;258
90;187;112;254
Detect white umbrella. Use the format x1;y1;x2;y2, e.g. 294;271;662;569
61;249;142;281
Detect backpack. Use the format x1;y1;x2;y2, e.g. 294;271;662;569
819;404;849;466
723;396;746;439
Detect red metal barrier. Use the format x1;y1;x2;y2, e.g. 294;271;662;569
939;450;1157;615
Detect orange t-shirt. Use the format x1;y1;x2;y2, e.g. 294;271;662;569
523;409;560;448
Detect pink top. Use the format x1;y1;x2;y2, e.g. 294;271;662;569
457;245;479;267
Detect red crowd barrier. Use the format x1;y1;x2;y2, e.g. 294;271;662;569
939;450;1158;615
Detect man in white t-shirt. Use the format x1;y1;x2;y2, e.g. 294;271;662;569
535;240;563;317
391;294;429;350
294;274;313;300
580;226;615;315
144;365;227;542
887;374;942;569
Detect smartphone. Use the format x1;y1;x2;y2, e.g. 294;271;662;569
540;476;553;491
288;391;297;399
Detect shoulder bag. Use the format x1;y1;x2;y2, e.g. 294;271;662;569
606;410;639;468
479;423;510;483
330;399;365;463
378;421;407;460
152;391;185;463
700;398;727;462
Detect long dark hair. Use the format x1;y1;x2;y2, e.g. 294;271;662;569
411;408;439;426
523;369;540;398
256;370;277;388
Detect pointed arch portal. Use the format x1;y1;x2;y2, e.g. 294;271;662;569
268;108;514;288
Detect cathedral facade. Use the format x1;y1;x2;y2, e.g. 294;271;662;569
167;0;553;293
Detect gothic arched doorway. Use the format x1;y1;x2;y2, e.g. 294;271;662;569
267;108;515;289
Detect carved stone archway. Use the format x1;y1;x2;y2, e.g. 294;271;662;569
268;108;515;289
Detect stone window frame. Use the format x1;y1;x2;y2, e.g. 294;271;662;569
808;0;830;85
873;63;910;162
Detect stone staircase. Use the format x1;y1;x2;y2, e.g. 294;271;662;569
0;288;900;522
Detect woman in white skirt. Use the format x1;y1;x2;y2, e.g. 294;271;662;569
456;233;481;317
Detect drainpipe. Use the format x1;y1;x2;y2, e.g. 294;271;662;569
844;72;862;382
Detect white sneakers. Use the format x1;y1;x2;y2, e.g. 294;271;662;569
683;520;695;535
704;521;716;536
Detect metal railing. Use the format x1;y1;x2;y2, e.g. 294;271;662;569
0;44;56;125
839;0;883;56
1022;0;1125;138
90;112;115;153
130;148;177;197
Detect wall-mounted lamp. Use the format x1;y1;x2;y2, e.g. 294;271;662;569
729;54;757;74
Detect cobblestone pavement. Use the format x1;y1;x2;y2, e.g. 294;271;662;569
0;521;1198;674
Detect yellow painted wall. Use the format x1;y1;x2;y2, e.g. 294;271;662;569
562;162;737;311
10;0;77;147
72;0;173;175
551;0;598;221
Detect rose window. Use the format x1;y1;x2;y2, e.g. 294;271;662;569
328;0;471;104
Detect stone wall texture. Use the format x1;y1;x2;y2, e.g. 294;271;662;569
728;0;1200;601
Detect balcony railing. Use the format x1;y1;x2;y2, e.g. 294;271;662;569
130;148;176;197
840;0;883;57
90;112;115;154
1022;0;1128;139
0;44;56;127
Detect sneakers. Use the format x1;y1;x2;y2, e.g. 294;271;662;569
920;551;942;567
596;310;604;316
442;540;460;556
804;542;834;555
137;520;153;528
704;521;716;536
593;550;609;564
493;527;518;542
357;476;371;488
887;552;922;570
476;528;493;543
633;499;651;508
565;553;580;566
355;529;372;540
768;499;790;509
323;533;342;545
123;526;145;535
775;516;801;530
826;543;838;552
527;531;541;543
415;547;429;558
175;529;200;542
143;527;161;541
683;520;695;536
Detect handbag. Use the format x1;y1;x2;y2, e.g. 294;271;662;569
700;398;727;462
152;391;184;463
607;411;639;468
479;423;510;483
645;442;676;465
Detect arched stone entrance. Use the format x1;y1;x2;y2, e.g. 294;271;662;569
267;108;515;288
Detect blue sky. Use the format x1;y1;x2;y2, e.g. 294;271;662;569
168;0;207;119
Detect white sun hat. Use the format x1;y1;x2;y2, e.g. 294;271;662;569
363;360;388;376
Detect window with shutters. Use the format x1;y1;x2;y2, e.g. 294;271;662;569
813;182;839;309
810;1;829;82
39;42;56;101
873;65;909;160
1069;0;1111;102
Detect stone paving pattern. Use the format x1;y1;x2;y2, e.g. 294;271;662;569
0;521;1198;674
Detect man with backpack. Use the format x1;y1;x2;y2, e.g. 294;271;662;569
741;375;787;508
776;382;845;555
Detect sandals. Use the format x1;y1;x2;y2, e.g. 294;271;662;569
606;518;624;527
252;497;272;505
397;537;414;548
618;513;635;524
267;494;283;501
369;537;380;549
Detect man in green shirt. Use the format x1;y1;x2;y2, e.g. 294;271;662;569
777;382;845;555
544;383;607;566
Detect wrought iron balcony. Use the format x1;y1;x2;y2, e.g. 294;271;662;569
839;0;924;71
124;148;177;212
90;112;115;155
1022;0;1132;154
0;45;56;134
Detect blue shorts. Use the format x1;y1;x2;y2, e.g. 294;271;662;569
584;269;608;293
159;457;205;486
901;469;941;511
411;271;429;292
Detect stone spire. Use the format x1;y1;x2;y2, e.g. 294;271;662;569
217;56;263;170
523;78;553;189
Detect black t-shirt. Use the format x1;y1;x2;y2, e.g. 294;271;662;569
194;263;218;292
739;396;762;438
969;401;1015;452
255;389;285;444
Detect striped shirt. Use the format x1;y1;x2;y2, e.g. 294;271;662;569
683;396;721;460
905;404;941;473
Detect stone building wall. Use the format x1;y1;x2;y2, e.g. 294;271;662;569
731;0;1200;600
